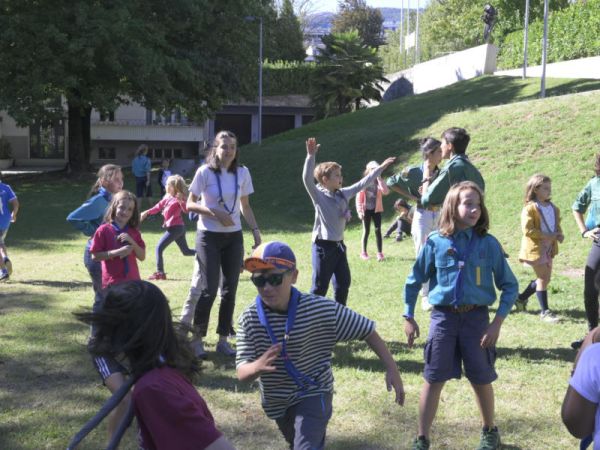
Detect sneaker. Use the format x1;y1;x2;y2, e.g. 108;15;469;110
377;252;385;262
4;258;12;276
571;338;585;350
383;233;391;239
216;340;236;357
0;270;8;282
412;436;430;450
396;234;403;242
360;252;370;260
540;310;560;323
514;297;528;312
148;271;166;280
477;426;500;450
190;338;207;359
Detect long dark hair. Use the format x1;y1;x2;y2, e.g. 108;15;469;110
74;281;199;380
88;164;122;198
206;130;238;173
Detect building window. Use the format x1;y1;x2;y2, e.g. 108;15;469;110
29;118;65;159
98;147;116;160
173;148;183;158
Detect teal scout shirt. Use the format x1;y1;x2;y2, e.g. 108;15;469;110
421;154;485;207
404;228;518;318
572;176;600;230
386;165;423;199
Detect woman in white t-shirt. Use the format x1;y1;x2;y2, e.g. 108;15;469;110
181;130;261;358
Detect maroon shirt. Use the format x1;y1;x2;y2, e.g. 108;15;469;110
132;366;223;450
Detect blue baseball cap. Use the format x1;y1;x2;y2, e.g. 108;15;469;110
244;241;296;272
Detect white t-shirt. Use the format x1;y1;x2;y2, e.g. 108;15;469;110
537;202;556;233
189;164;254;232
570;343;600;449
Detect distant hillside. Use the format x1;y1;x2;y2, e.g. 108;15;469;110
306;7;412;33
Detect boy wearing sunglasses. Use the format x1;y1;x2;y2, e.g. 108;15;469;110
236;241;404;450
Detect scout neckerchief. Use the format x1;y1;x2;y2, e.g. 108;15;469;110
535;201;557;233
449;230;479;307
110;222;129;276
214;168;238;215
98;186;112;202
255;286;319;392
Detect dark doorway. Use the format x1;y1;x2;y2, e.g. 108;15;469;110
263;114;295;140
215;114;252;145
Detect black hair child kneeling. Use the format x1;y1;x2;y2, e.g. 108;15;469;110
74;281;236;450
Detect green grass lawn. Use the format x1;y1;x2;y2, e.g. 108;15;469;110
2;75;600;449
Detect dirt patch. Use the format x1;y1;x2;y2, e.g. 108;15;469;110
561;268;584;279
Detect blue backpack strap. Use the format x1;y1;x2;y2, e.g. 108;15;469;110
580;435;593;450
110;222;129;276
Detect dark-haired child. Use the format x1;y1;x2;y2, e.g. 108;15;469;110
403;181;518;450
157;158;172;198
0;175;18;281
75;280;236;450
383;199;413;242
303;137;395;305
421;127;485;209
237;241;404;450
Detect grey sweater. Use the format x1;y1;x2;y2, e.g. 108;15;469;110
303;154;384;242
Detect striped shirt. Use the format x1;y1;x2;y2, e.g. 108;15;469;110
236;292;375;419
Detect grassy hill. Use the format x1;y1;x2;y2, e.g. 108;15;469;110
2;75;600;449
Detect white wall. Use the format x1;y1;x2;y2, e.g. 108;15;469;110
495;56;600;79
383;44;498;97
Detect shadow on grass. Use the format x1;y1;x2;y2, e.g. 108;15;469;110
12;279;93;291
196;368;258;394
0;289;56;314
498;346;574;363
333;340;424;375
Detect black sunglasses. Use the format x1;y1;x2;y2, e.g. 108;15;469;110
251;271;290;288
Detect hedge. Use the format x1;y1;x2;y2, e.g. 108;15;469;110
262;60;316;96
498;0;600;69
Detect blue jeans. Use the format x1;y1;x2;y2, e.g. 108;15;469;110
310;240;351;306
155;225;195;273
192;230;243;337
83;240;102;300
276;393;333;450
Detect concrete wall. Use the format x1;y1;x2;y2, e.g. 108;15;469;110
494;56;600;79
382;44;499;99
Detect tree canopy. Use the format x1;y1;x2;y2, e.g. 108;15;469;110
332;0;384;49
0;0;263;170
267;0;306;62
310;30;387;118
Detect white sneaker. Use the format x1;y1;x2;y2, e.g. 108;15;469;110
190;338;207;359
540;310;560;324
421;297;433;311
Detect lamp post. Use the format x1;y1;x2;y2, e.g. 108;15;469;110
523;0;530;79
540;0;549;98
245;16;263;144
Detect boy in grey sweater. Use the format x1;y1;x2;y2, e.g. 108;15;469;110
303;137;395;305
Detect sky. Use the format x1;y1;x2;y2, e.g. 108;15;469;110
312;0;431;13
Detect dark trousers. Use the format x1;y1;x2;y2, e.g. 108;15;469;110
275;393;333;450
584;241;600;330
193;230;243;337
311;240;351;306
385;218;412;238
155;225;195;273
361;209;382;253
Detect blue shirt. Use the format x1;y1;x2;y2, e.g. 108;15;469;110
0;182;17;230
404;228;518;318
132;155;151;178
66;188;112;237
572;176;600;230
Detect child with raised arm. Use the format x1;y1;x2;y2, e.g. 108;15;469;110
303;137;395;305
403;181;518;450
515;174;564;322
355;160;390;261
237;241;404;450
0;174;19;282
141;174;195;281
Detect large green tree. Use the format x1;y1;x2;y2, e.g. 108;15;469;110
310;30;387;118
418;0;570;62
0;0;263;171
332;0;384;49
271;0;306;62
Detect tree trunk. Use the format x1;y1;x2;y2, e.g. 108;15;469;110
67;95;92;172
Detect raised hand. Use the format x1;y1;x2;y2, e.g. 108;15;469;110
306;137;320;156
255;343;282;375
379;156;397;171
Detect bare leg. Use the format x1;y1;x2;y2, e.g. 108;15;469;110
418;381;445;438
104;372;131;443
471;382;495;428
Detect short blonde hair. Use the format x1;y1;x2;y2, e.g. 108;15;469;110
438;181;489;237
314;161;341;184
524;174;551;203
166;175;188;197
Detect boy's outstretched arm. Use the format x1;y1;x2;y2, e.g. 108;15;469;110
237;343;281;383
365;330;405;405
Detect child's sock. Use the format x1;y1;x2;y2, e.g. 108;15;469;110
536;290;549;311
519;280;537;300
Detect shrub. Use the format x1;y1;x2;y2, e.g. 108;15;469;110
0;138;12;159
498;0;600;69
262;60;316;96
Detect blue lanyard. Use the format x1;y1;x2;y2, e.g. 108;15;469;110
110;222;129;276
449;231;478;307
255;287;319;391
214;169;238;215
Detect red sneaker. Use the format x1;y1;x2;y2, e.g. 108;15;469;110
149;271;166;280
